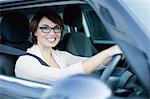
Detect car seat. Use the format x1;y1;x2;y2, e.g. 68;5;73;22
59;5;97;57
0;11;32;76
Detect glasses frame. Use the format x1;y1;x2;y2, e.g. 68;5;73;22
38;25;63;34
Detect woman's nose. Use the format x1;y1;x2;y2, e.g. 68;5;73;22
48;29;55;35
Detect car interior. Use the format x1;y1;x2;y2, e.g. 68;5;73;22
0;11;33;75
0;1;149;98
57;5;98;57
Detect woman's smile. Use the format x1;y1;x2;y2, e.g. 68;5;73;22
46;37;56;43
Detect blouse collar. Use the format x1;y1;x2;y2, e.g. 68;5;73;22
27;45;66;68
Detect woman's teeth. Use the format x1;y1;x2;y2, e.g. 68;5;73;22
47;38;55;42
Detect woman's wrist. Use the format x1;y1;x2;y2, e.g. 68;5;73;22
103;48;114;58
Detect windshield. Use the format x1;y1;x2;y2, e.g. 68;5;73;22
122;0;150;36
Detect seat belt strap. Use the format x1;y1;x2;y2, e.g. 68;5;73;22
0;44;49;66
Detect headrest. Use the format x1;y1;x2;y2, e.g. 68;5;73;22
63;5;82;28
1;11;30;43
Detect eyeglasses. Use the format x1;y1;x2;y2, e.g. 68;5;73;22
38;25;63;34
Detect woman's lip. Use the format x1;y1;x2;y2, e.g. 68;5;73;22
46;38;56;43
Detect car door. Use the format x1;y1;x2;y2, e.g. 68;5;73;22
86;0;150;89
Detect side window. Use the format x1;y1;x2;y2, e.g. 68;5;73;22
84;10;112;43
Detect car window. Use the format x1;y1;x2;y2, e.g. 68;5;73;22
83;10;113;44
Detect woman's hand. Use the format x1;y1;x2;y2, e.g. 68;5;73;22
95;45;123;71
105;45;123;58
81;45;123;74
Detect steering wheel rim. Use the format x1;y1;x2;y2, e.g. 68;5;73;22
100;54;122;82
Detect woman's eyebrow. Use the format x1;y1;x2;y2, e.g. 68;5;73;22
40;24;50;27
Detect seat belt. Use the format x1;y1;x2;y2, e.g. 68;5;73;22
0;44;49;66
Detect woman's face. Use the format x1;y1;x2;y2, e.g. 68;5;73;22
35;17;62;48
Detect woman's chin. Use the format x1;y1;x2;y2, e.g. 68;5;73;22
45;43;57;48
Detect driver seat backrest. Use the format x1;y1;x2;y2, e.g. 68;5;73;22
60;5;97;57
0;11;32;76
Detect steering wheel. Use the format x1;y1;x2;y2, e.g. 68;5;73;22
100;54;122;82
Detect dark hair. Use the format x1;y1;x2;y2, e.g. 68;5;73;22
30;9;63;44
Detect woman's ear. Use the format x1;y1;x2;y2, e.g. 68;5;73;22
34;31;38;36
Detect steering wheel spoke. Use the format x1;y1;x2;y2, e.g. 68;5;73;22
100;54;122;82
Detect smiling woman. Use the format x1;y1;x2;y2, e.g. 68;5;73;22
30;9;63;47
15;9;122;84
1;0;149;98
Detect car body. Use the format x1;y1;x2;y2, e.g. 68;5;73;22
0;0;150;98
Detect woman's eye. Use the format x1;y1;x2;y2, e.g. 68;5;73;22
54;27;60;30
41;27;49;30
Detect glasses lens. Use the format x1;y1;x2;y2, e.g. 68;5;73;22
39;26;51;33
53;25;63;33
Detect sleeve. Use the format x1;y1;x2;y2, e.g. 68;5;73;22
62;51;108;71
15;55;85;84
62;51;88;66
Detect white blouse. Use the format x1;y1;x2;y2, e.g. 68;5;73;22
15;45;87;84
